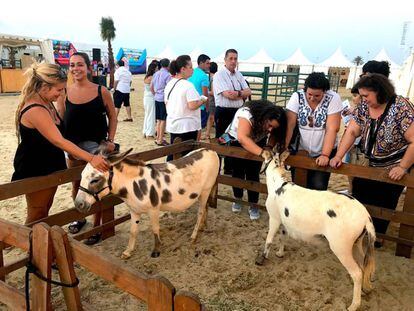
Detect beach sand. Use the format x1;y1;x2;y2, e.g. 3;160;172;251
0;76;413;310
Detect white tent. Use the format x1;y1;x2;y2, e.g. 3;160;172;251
346;48;401;89
154;46;177;60
396;53;414;101
314;48;353;73
189;47;203;67
276;48;313;74
239;48;277;72
212;50;227;68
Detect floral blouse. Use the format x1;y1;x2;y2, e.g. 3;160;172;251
353;95;414;167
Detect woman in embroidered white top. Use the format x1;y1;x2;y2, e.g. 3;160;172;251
285;72;342;190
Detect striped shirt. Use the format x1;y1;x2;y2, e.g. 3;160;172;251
213;67;249;108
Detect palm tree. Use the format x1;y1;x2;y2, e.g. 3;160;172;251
352;56;364;66
100;17;116;88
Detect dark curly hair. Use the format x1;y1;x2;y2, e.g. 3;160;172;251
244;100;287;152
354;73;396;104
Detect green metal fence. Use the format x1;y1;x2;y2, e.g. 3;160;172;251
240;67;340;107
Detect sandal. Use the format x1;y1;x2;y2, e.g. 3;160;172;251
123;118;133;122
83;233;102;245
68;219;87;234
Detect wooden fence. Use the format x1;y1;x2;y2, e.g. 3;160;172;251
1;140;413;309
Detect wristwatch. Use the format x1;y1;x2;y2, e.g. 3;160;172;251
237;90;242;97
107;138;114;143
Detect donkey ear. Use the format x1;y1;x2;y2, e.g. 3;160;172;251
107;148;133;165
280;150;290;165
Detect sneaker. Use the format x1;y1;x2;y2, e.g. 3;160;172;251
232;202;242;213
249;207;260;220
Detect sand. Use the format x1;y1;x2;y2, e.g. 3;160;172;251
0;76;413;310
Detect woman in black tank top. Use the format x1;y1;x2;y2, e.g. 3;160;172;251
57;52;117;244
12;63;109;224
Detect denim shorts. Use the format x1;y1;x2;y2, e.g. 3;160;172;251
65;141;100;160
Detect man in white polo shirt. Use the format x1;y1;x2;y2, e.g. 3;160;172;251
213;48;251;173
113;59;133;121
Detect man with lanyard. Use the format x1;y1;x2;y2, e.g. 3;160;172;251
213;49;252;174
188;54;211;140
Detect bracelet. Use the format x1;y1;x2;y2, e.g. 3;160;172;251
320;153;329;158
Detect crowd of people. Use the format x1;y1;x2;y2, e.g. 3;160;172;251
11;48;414;248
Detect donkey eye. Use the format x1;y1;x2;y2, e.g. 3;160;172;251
90;179;100;184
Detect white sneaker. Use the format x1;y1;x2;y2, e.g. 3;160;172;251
232;202;242;213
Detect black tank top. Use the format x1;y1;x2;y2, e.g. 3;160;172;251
63;85;108;144
12;104;67;181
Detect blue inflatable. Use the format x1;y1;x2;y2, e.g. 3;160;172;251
116;48;147;74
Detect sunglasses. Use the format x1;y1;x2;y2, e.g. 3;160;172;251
308;115;314;128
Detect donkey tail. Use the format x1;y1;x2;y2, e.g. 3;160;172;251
361;219;376;292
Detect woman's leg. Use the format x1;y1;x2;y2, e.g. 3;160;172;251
245;159;262;204
25;186;58;224
67;157;88;232
307;170;331;190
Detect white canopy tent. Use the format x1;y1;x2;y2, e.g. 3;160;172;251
276;48;313;74
346;48;401;89
396;53;414;101
314;48;353;73
212;50;227;68
239;48;277;72
189;47;204;68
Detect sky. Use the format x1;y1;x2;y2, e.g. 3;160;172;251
1;0;414;64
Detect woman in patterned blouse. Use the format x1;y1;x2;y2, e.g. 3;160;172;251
330;73;414;246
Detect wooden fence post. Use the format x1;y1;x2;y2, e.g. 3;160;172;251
101;205;115;240
292;151;308;187
0;242;4;282
147;276;175;311
174;290;204;311
396;187;414;258
31;223;53;311
50;226;83;311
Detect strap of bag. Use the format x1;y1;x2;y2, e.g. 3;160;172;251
167;78;184;100
366;96;394;158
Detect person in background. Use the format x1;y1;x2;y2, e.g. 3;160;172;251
143;62;159;139
151;58;172;146
58;52;117;245
188;54;211;140
164;55;207;160
225;100;287;220
213;49;252;174
204;61;218;140
12;62;108;224
285;72;342;190
330;73;414;248
113;59;133;121
361;60;390;78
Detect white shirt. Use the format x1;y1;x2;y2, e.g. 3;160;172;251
287;89;343;157
226;107;252;140
213;67;249;108
114;66;132;93
164;78;201;133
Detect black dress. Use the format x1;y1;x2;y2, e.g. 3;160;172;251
12;104;67;181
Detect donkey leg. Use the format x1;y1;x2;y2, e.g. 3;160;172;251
275;225;287;258
121;212;141;259
256;213;281;265
329;238;362;311
148;209;161;258
191;190;209;242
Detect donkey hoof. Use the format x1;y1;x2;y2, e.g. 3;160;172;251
255;254;266;266
275;251;284;258
151;251;160;258
121;252;131;259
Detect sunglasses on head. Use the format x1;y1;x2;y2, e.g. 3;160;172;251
308;115;314;128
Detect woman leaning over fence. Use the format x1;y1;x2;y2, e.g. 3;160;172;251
223;100;287;220
11;62;108;224
330;73;414;247
285;72;342;190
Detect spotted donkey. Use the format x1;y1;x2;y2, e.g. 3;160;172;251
75;148;220;259
256;151;376;311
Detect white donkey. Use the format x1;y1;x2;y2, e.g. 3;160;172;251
75;148;220;259
256;151;376;311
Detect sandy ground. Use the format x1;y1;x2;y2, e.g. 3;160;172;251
1;76;413;310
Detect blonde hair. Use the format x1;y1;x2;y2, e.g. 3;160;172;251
15;62;67;140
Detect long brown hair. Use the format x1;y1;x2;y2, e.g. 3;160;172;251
15;62;67;141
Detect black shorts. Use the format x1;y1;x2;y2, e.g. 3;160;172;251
155;100;167;121
113;90;130;108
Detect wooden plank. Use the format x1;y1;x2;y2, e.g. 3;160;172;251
377;233;414;247
0;218;31;251
285;155;414;188
174;290;204;311
365;204;414;226
31;223;53;311
69;238;149;302
0;256;29;276
217;195;265;210
50;226;82;311
0;280;26;311
73;214;131;241
0;69;26;93
101;206;115;240
396;187;414;258
217;174;268;194
147;275;175;311
27;196;123;228
0;242;4;281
